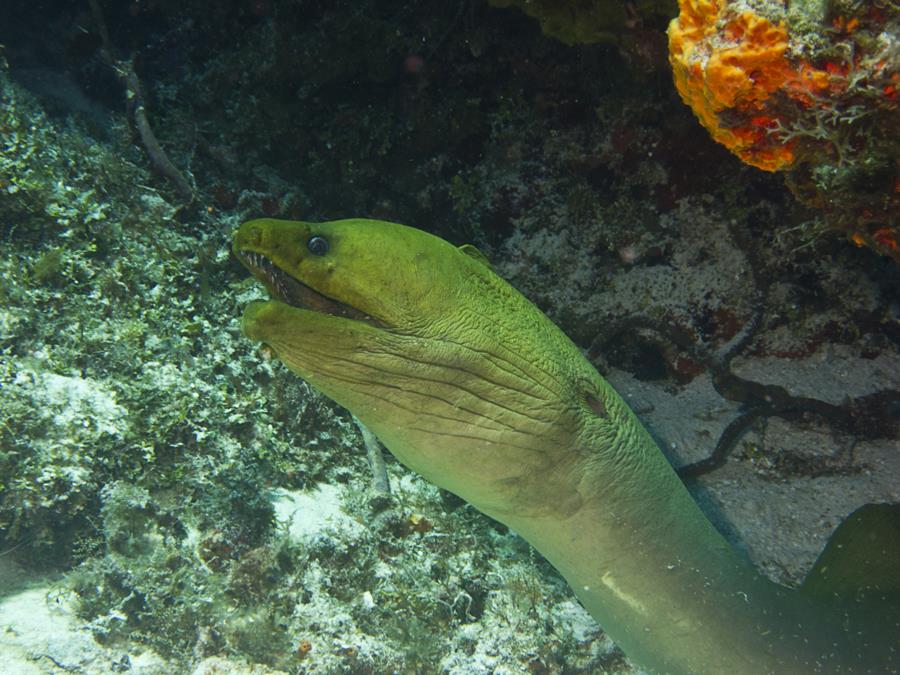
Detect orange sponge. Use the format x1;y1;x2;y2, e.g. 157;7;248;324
668;0;899;262
668;1;823;171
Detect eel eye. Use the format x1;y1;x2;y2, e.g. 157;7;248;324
307;235;330;256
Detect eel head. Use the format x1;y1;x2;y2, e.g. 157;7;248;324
233;218;612;519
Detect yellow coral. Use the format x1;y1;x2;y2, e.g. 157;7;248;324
489;0;626;45
489;0;677;46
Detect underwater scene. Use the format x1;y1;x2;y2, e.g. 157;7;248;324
0;0;898;673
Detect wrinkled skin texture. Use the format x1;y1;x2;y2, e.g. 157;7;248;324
234;218;897;674
234;218;639;521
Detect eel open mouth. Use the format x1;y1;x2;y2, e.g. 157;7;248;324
237;250;381;326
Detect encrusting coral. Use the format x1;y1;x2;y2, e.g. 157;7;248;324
668;0;899;261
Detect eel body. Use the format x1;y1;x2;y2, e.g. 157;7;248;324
233;217;899;674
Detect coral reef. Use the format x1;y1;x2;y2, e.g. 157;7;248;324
0;0;896;672
668;0;900;261
0;16;623;669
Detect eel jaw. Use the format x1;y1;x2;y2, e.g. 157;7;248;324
235;250;383;328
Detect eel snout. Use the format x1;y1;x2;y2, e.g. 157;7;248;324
236;249;380;326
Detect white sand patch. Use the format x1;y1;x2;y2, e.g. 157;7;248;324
0;559;162;674
271;484;363;541
0;559;289;675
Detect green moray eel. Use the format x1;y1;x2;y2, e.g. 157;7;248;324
234;217;899;674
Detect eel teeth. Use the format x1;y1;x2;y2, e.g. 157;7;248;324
242;251;280;289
